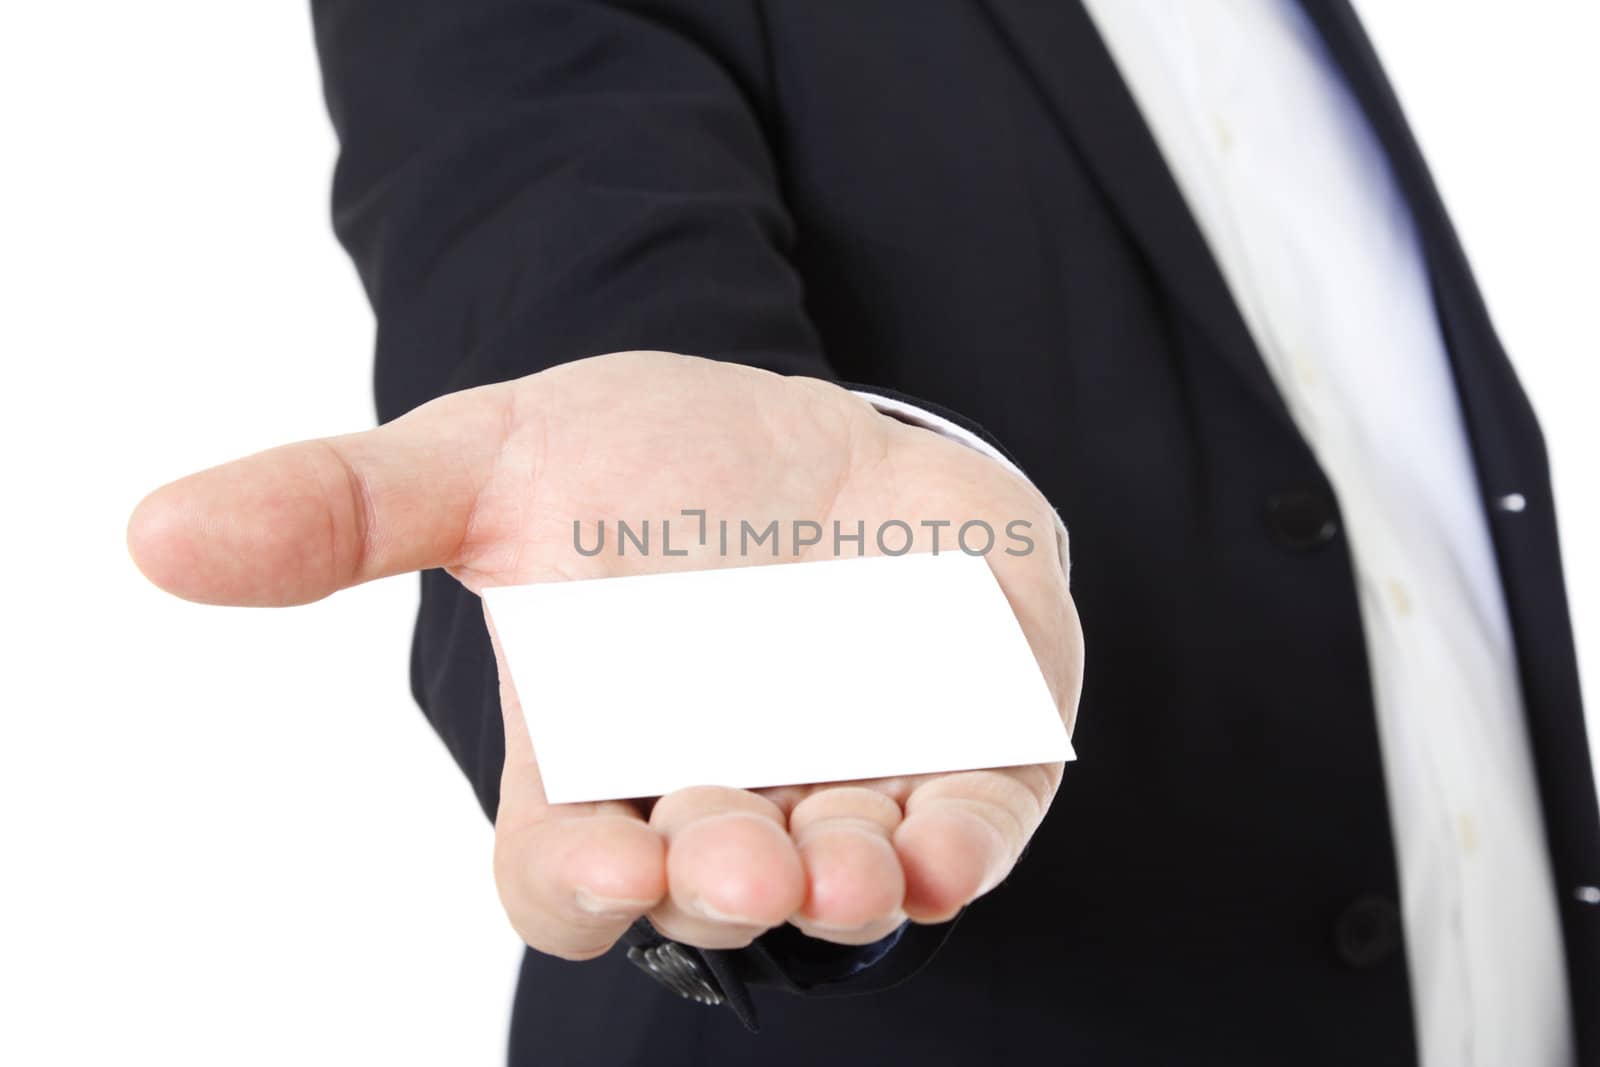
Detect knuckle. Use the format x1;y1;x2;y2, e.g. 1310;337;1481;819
789;786;903;832
1007;763;1060;813
647;916;764;952
914;769;1046;828
789;915;906;946
650;786;785;832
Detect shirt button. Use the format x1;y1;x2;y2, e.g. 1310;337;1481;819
1292;349;1319;388
1386;579;1413;616
1458;813;1480;854
1211;112;1235;153
1333;895;1402;968
1265;489;1340;550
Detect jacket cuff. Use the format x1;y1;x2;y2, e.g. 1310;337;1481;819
623;913;961;1032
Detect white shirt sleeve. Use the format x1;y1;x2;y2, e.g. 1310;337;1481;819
853;390;1071;577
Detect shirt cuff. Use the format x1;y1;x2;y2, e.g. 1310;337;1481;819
852;390;1071;577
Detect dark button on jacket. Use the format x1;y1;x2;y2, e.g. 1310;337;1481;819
1266;489;1341;549
1335;895;1404;969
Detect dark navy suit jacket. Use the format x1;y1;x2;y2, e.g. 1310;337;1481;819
311;2;1599;1062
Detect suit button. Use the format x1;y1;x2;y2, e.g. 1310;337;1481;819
626;941;725;1005
1334;895;1401;968
1266;489;1339;549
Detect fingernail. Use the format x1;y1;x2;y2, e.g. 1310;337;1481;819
686;896;768;926
796;909;908;936
574;888;652;918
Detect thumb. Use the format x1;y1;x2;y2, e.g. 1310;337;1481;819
127;381;517;606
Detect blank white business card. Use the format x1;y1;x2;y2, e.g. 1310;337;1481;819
482;552;1073;804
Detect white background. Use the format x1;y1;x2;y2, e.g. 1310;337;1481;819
2;2;1595;1064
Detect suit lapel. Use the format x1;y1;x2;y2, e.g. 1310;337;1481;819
1291;0;1524;497
977;0;1293;429
1302;6;1600;1051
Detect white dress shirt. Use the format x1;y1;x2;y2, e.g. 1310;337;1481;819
1074;1;1573;1062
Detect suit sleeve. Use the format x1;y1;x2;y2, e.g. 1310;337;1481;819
310;0;952;1019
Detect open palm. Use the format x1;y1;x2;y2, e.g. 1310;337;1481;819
129;351;1082;957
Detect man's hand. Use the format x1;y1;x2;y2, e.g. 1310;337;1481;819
128;351;1083;959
